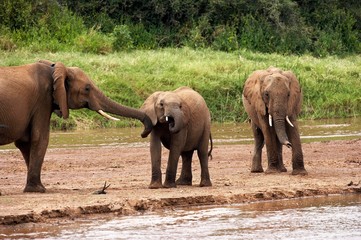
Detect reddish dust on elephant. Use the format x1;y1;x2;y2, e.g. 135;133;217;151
0;60;152;193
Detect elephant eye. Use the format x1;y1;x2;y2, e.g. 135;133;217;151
264;91;269;98
85;84;91;92
159;102;164;108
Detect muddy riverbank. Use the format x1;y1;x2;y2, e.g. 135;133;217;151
1;139;361;225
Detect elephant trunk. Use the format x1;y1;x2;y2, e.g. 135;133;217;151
96;94;152;138
165;110;183;134
273;116;292;148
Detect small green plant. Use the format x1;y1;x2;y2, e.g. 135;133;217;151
75;27;113;54
112;25;133;51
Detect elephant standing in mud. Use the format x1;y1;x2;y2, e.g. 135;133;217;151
242;67;307;175
141;86;212;188
0;60;152;192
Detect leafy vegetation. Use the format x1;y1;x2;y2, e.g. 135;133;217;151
0;0;360;55
0;1;360;129
1;49;359;129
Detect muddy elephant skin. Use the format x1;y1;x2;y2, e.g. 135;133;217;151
242;67;307;175
141;86;212;188
0;60;152;192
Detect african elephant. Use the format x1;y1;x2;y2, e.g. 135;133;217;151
242;67;307;175
0;60;152;192
141;86;212;188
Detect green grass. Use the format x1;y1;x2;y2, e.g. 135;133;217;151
1;48;360;129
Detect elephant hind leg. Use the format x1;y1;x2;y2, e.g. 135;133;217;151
197;147;212;187
176;150;193;186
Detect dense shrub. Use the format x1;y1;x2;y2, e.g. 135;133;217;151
0;0;360;55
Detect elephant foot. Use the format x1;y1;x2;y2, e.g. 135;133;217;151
292;168;308;176
24;183;46;193
176;177;192;186
251;168;264;173
148;181;163;189
199;179;212;187
280;165;288;172
163;181;177;188
264;167;282;174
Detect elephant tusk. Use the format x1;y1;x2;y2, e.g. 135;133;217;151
268;114;273;127
98;110;120;121
286;116;294;127
165;116;169;122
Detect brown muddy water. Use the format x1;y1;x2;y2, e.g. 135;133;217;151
13;117;361;149
1;194;360;239
1;117;360;150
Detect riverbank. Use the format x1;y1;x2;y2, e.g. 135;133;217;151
1;139;360;225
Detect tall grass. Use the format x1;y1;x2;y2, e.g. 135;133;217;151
1;48;360;129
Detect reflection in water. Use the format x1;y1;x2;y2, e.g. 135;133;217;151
1;194;360;239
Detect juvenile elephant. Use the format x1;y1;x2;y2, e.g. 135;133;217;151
0;60;152;192
141;86;212;188
242;67;307;175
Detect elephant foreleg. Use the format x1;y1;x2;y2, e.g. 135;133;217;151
287;123;307;175
176;150;194;186
149;132;163;189
263;125;281;174
277;141;287;172
16;135;48;193
251;123;264;173
163;148;181;188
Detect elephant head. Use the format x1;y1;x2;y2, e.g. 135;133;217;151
39;60;152;137
141;91;190;134
243;67;302;148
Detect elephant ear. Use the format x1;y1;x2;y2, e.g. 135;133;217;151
141;92;162;126
52;62;69;119
243;70;267;116
38;59;54;66
283;70;302;116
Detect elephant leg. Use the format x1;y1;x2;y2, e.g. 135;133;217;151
163;148;181;188
16;134;48;193
276;141;287;172
251;123;264;173
197;145;212;187
149;132;163;189
287;124;308;175
264;126;281;174
176;150;194;186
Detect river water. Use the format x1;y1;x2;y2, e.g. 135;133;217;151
1;194;361;239
1;117;361;239
47;117;361;149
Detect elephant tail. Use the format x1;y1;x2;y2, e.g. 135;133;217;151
208;133;213;160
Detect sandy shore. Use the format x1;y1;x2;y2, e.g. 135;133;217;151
1;139;360;225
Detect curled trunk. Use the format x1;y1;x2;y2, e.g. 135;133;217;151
273;117;292;148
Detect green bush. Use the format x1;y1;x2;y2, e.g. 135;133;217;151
211;25;239;52
75;27;113;54
112;25;134;51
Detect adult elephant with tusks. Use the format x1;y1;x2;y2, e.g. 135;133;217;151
0;60;152;193
141;86;212;189
242;67;307;175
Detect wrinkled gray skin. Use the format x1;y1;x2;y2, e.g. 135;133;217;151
0;60;152;193
242;67;307;175
141;86;212;188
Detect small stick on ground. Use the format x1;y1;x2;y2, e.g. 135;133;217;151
93;181;111;194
